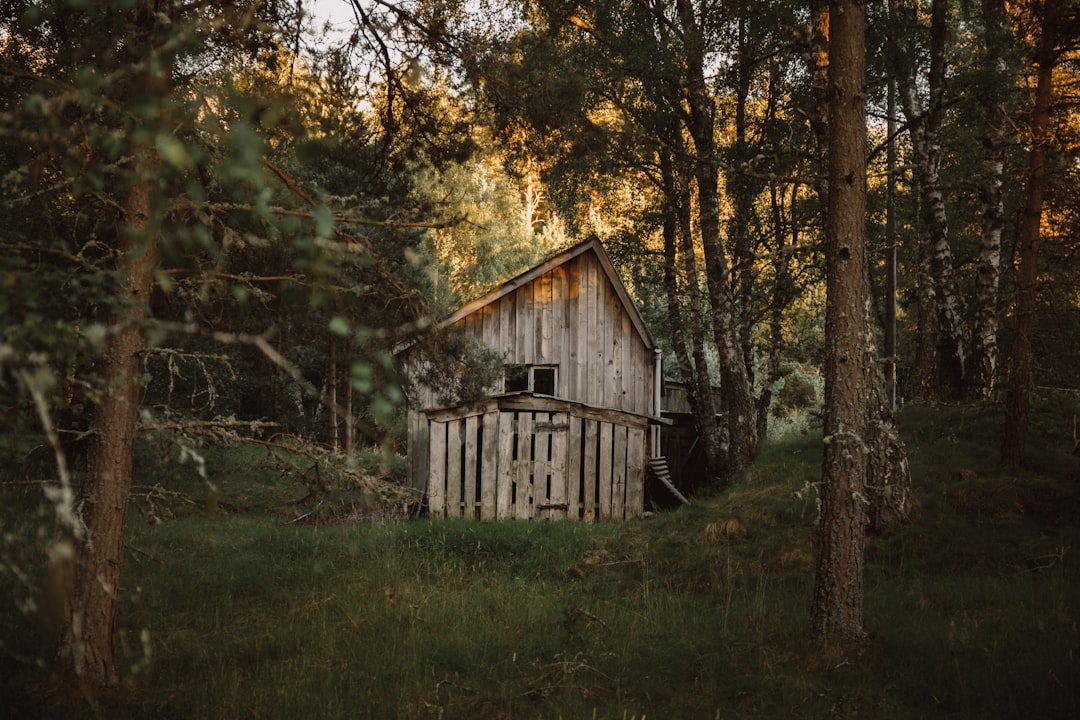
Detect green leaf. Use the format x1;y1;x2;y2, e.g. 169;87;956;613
157;134;193;170
371;395;395;424
351;362;373;394
328;315;351;337
313;204;334;239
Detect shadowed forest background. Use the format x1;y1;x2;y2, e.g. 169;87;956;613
1;0;1078;717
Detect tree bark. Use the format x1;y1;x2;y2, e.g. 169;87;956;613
344;339;355;454
811;0;870;641
57;156;158;688
329;333;339;450
660;144;726;485
899;0;966;400
884;2;898;410
675;0;757;474
729;14;759;394
757;183;795;441
906;195;940;401
966;0;1009;401
1003;0;1058;468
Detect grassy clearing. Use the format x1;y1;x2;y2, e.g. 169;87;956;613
2;401;1079;718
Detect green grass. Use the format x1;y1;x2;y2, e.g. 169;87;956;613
2;400;1079;718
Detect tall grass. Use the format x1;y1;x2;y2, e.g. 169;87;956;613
2;400;1078;718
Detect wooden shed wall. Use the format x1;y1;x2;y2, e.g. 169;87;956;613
425;397;646;520
417;251;654;415
406;247;658;506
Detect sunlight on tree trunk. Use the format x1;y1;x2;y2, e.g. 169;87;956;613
1003;0;1059;468
676;0;757;474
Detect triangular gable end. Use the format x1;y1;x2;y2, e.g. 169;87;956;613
441;235;656;350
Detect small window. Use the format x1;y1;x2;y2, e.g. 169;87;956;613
532;367;556;395
503;364;558;395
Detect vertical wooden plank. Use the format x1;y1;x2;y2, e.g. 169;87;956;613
538;270;552;363
496;411;515;519
464;415;479;519
621;312;634;412
552;265;569;397
617;297;626;410
571;257;588;403
520;282;534;364
428;420;446;517
480;410;498;519
598;422;613;520
464;312;479;344
611;424;628;520
602;281;616;408
586;256;603;406
515;411;534;519
499;294;513;374
625;425;645;519
566;414;583;520
533;412;551;519
445;419;462;517
582;418;599;521
407;409;429;492
549;411;568;519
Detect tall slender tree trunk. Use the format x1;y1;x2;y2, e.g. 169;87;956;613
729;14;759;392
966;0;1009;401
344;339;354;454
57;155;159;688
676;0;757;474
811;0;871;640
660;145;726;484
329;334;339;450
1003;0;1058;467
899;0;966;400
885;2;899;410
756;183;795;441
907;198;940;400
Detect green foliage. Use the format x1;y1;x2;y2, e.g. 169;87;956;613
3;401;1078;718
771;364;823;420
404;325;505;408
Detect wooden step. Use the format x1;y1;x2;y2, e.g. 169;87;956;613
648;457;689;505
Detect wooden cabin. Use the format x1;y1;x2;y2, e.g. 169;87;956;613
404;236;673;521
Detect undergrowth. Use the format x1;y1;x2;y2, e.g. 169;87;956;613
1;400;1078;718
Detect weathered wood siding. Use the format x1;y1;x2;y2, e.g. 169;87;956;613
425;397;646;520
421;251;655;415
405;240;657;521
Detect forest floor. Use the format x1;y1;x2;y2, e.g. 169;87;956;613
2;400;1079;719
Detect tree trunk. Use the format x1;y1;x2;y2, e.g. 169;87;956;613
1003;0;1058;467
906;196;940;401
966;0;1009;401
756;183;796;441
899;0;966;400
344;339;354;454
329;333;339;450
729;14;759;392
660;144;726;485
884;9;898;410
57;158;158;688
811;0;870;641
676;0;757;474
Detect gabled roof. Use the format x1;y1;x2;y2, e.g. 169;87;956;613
441;235;656;349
